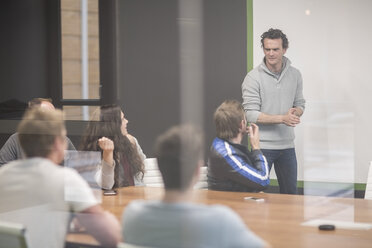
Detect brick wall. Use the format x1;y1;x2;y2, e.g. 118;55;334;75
61;0;100;120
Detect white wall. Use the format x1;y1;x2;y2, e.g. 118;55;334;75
253;0;372;184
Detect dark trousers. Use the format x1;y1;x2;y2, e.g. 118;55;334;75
261;148;298;194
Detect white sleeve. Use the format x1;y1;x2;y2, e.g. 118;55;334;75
95;159;115;190
133;137;146;161
63;168;98;212
132;137;146;186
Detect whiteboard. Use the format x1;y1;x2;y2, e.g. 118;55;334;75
253;0;372;184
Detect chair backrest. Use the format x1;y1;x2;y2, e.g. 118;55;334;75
143;158;163;187
143;158;208;189
365;162;372;199
0;221;28;248
194;166;208;189
118;242;154;248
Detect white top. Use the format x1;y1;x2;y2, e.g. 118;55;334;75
122;200;265;248
0;158;97;248
95;136;146;189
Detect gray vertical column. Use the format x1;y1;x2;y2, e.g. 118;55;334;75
117;0;180;156
81;0;89;120
202;0;247;151
114;0;247;157
178;0;204;128
99;0;118;105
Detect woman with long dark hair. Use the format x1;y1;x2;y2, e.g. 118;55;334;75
80;104;145;189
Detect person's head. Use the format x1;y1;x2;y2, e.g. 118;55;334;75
80;104;144;185
83;104;129;143
260;28;288;69
261;28;288;50
154;125;204;192
214;100;246;140
17;108;66;164
98;104;129;137
28;98;55;111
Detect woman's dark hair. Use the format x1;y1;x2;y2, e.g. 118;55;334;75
80;104;144;187
260;28;289;49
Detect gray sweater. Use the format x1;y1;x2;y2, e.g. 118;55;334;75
242;57;305;149
0;133;76;166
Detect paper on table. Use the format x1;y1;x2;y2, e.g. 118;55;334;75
301;219;372;230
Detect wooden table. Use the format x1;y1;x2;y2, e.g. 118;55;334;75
67;186;372;248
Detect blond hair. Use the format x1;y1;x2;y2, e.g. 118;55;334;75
214;100;245;140
18;108;65;158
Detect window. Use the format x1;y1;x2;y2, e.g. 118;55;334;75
61;0;100;120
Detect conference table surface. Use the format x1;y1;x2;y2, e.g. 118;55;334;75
67;186;372;248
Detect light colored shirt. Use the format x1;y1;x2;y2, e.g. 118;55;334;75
0;158;97;248
122;200;265;248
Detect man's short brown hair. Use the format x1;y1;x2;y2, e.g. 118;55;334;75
260;28;289;49
18;108;65;158
214;100;245;140
154;125;204;191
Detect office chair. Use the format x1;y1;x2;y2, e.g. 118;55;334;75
143;158;208;189
0;221;28;248
143;158;164;187
194;166;208;189
117;242;154;248
365;162;372;199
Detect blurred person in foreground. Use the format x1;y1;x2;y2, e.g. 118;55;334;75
122;125;269;248
0;108;120;248
0;98;75;166
208;100;270;192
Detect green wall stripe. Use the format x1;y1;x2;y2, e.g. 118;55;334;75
355;183;366;191
246;0;253;72
246;0;253;151
269;179;366;191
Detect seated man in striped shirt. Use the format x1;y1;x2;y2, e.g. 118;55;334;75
208;100;270;192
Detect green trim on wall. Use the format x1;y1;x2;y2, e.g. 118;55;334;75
355;183;366;191
246;0;253;72
269;179;366;190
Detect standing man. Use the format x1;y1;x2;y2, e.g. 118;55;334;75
241;28;305;194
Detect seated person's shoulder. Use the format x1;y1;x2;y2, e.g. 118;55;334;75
125;200;147;212
123;200;153;219
210;137;229;156
8;132;19;140
207;204;241;219
126;134;136;144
